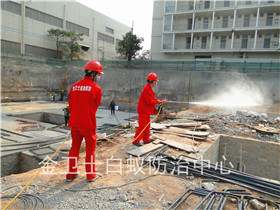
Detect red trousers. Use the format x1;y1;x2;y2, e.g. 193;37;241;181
66;129;97;180
133;114;151;144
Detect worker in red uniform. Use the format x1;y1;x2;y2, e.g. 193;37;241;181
66;60;103;182
132;73;167;146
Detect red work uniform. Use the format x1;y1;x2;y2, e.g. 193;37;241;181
66;77;102;180
133;83;160;144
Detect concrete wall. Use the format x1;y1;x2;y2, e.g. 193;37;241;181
1;59;279;111
1;153;20;177
203;135;280;181
202;137;220;164
218;135;280;181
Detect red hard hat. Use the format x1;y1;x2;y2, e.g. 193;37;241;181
147;73;159;81
84;60;104;74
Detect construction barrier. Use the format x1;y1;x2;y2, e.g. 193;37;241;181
1;51;279;72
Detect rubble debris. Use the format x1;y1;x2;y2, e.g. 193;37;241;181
250;199;265;210
175;110;280;142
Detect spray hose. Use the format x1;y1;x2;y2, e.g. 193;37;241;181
2;133;71;210
132;105;162;142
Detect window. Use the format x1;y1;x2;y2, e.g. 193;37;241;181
186;37;191;49
268;0;274;3
98;32;114;44
222;16;228;28
26;7;63;28
164;15;172;31
201;37;207;49
162;34;173;49
220;36;226;49
236;35;240;39
251;34;254;38
274;34;278;38
263;34;270;48
25;44;57;58
215;36;219;39
188;19;193;29
244;15;250;27
241;35;248;48
203;17;209;29
245;0;252;5
165;0;176;12
66;21;89;36
258;34;262;38
106;27;114;34
266;13;273;26
1;1;21;15
205;1;210;9
217;16;220;20
224;0;230;7
1;40;21;53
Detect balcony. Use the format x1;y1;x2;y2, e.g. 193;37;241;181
235;19;258;28
233;41;255;49
213;21;234;30
195;1;213;11
215;1;235;8
257;19;279;28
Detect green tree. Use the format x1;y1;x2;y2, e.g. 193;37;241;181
64;31;84;60
117;31;144;61
47;29;84;60
47;28;67;58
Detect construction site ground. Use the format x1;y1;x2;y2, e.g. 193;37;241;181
1;101;280;209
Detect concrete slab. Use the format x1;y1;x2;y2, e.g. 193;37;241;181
1;101;140;159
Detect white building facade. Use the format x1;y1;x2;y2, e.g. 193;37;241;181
151;0;280;60
1;0;131;60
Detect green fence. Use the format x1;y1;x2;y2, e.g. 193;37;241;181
1;51;279;72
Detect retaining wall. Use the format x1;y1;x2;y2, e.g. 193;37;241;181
203;135;280;181
1;59;279;111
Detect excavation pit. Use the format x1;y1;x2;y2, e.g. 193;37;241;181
11;112;64;125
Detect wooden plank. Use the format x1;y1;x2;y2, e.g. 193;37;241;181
163;127;210;137
246;124;280;134
152;130;207;140
150;123;168;130
152;139;162;144
171;122;202;127
151;134;198;153
127;143;164;156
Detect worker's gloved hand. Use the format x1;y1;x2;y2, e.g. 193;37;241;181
158;100;168;104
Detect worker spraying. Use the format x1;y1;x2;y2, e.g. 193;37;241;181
66;60;103;182
132;73;168;146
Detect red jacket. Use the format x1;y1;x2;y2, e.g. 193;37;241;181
68;77;102;130
137;83;160;115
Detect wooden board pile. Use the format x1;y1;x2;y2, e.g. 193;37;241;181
127;118;211;157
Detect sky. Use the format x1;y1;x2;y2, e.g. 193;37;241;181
76;0;154;51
